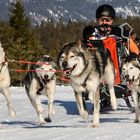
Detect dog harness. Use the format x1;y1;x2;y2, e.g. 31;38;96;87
0;58;7;73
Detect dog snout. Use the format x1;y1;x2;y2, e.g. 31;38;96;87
62;61;68;68
44;75;49;79
41;75;49;85
125;75;129;79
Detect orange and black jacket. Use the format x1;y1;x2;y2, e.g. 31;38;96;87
109;26;139;55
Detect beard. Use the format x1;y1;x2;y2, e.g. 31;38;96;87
99;24;112;35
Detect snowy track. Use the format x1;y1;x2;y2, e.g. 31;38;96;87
0;86;140;140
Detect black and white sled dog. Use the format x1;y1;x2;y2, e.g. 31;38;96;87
0;43;16;123
122;54;140;122
24;55;56;124
58;40;117;127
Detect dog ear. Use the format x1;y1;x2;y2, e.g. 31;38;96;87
121;57;126;64
76;40;82;48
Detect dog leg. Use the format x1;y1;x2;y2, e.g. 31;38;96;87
28;93;45;124
108;85;117;111
105;62;117;111
28;80;45;124
131;91;140;123
45;89;55;123
34;96;46;125
2;88;16;117
44;96;54;123
74;91;88;121
92;88;100;127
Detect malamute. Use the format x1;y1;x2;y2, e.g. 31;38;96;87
58;40;117;127
0;43;16;125
24;55;56;124
122;54;140;122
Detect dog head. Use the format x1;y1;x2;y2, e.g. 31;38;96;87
35;55;56;84
122;54;140;86
58;40;91;77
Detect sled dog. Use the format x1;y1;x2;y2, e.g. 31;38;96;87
24;55;56;124
58;40;117;127
122;54;140;122
0;43;16;120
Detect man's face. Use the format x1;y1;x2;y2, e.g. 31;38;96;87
97;16;114;35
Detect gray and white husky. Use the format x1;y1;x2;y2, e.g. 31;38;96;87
0;43;16;126
24;55;56;124
58;40;117;127
122;54;140;122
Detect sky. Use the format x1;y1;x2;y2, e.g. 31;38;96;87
0;86;140;140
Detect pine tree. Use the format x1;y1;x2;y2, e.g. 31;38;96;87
8;0;44;86
9;0;30;40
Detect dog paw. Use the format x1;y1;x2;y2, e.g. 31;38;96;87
134;119;140;123
9;110;16;118
91;123;100;127
39;121;46;125
44;117;52;123
112;105;117;111
80;110;88;120
39;119;46;125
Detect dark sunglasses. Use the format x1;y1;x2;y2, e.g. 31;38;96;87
99;17;113;22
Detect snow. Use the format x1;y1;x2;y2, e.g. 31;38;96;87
0;86;140;140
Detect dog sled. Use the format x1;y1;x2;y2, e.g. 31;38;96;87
83;23;136;112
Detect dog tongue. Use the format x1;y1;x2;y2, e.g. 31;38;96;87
64;71;71;76
126;81;133;88
63;69;71;76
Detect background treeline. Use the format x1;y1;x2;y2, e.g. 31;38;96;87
0;1;140;86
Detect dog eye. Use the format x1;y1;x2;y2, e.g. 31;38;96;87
130;67;133;70
70;55;75;58
61;56;64;59
47;57;52;61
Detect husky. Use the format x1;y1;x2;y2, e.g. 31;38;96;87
122;54;140;122
24;55;56;124
58;40;117;127
0;43;16;123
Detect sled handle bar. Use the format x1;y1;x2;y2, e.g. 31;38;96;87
119;23;133;55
